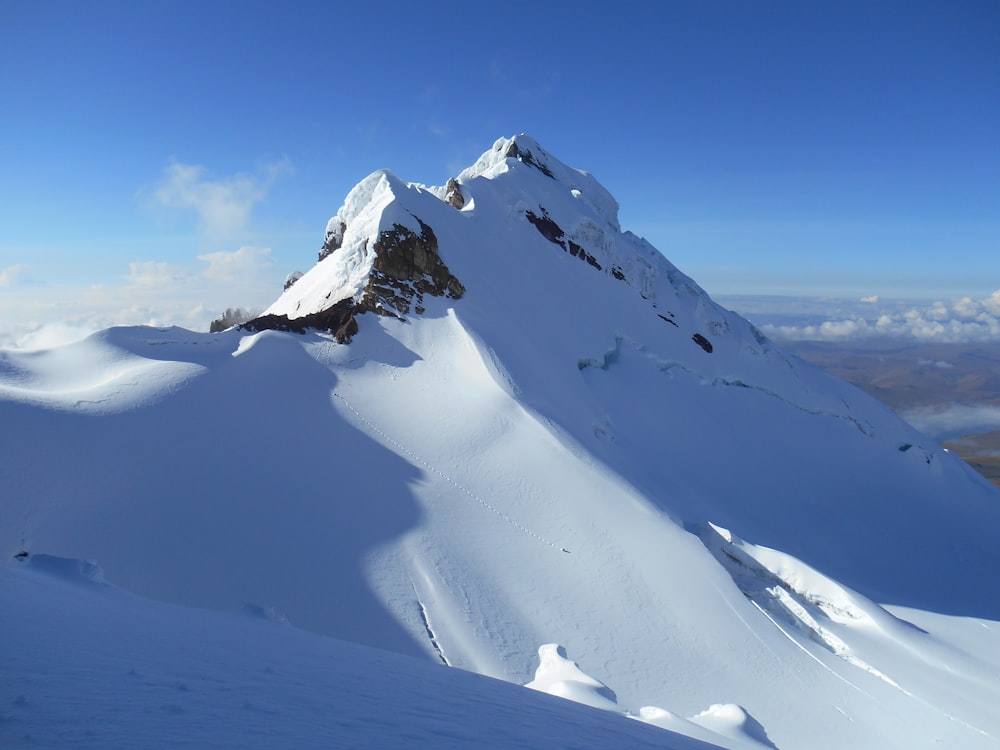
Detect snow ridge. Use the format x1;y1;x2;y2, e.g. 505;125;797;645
698;523;913;692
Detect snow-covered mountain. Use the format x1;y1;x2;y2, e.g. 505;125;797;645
3;135;999;749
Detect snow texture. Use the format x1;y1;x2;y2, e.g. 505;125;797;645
0;555;720;750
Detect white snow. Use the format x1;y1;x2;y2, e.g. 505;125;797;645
0;555;716;750
0;328;204;412
2;135;999;749
526;643;620;711
526;644;777;749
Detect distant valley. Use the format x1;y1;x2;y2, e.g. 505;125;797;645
780;339;1000;487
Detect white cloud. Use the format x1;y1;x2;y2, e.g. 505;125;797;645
901;403;1000;441
198;246;273;281
128;260;189;287
860;295;880;304
0;264;30;286
2;155;295;349
756;289;1000;343
146;158;292;241
927;301;950;321
428;120;452;138
985;291;1000;316
952;297;981;318
0;252;283;349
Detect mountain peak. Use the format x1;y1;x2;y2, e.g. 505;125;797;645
458;135;621;231
247;136;685;343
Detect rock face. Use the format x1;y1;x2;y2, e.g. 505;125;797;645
525;208;603;271
244;298;360;344
246;217;464;343
444;177;465;209
364;219;465;317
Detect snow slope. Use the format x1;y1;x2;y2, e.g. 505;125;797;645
0;555;720;750
2;135;999;749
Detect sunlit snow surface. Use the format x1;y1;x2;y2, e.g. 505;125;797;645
2;136;1000;749
0;555;716;750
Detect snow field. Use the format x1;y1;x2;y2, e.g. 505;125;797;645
0;555;721;750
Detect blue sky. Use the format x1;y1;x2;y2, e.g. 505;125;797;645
2;0;998;346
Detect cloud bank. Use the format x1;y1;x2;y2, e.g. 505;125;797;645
198;246;273;281
0;158;298;350
738;291;1000;343
0;249;282;351
901;403;1000;442
0;264;30;286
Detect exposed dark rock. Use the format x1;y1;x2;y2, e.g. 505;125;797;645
692;333;714;353
319;221;347;262
525;208;563;243
611;266;626;281
284;271;304;290
245;217;464;344
569;240;601;270
504;141;554;178
445;177;465;209
209;307;254;333
364;218;465;316
657;313;678;327
525;208;603;271
243;298;360;344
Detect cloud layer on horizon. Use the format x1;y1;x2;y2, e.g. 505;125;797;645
0;264;31;287
0;156;299;351
900;403;1000;442
729;291;1000;344
0;247;280;351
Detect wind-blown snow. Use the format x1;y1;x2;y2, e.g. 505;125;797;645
526;643;619;711
2;135;999;749
0;329;203;412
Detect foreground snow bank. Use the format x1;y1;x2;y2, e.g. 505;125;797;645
526;644;777;750
0;555;721;750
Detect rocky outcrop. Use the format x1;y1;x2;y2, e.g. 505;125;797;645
525;208;603;271
209;307;254;333
445;177;465;209
657;312;678;327
505;140;554;178
246;218;464;343
692;333;714;353
244;298;359;344
363;218;465;317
